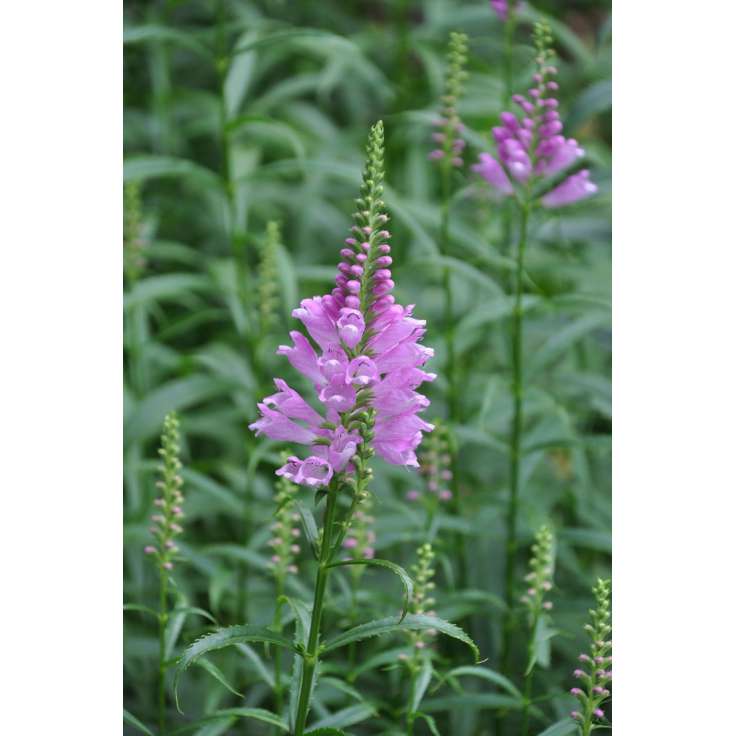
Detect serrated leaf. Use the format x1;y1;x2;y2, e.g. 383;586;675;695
123;709;155;736
327;558;414;621
196;657;243;697
322;614;479;662
175;625;296;711
281;595;311;648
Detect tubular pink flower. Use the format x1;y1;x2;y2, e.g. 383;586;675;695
473;62;597;208
249;122;433;488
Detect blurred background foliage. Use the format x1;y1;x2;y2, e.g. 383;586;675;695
124;0;611;734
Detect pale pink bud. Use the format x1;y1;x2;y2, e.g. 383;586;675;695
144;546;156;554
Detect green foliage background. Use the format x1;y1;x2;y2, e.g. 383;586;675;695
124;1;611;734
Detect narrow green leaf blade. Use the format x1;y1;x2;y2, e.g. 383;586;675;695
123;709;155;736
327;558;414;621
322;614;479;662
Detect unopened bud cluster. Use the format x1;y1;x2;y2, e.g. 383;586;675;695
570;578;612;730
429;32;468;168
399;543;438;666
520;524;555;617
144;413;185;572
124;181;146;282
258;221;281;335
406;421;453;504
267;455;301;578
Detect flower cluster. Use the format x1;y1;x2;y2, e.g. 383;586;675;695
571;578;612;730
249;122;435;485
258;221;282;336
429;32;468;169
144;413;185;571
343;498;376;561
406;420;453;505
400;543;438;662
472;22;597;208
490;0;520;21
266;456;302;578
520;524;555;617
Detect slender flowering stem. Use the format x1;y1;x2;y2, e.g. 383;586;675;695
250;122;435;734
293;481;340;735
143;413;185;736
501;195;529;674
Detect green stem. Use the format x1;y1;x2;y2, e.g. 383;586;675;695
521;627;535;736
158;569;169;735
293;485;340;735
501;199;530;674
406;665;417;735
272;580;285;722
503;8;518;106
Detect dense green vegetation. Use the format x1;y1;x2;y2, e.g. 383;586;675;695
123;2;611;734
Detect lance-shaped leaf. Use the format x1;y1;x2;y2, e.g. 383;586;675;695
327;558;414;621
322;614;479;662
174;625;296;710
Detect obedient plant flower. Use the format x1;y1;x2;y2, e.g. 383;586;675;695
520;524;555;615
266;457;302;578
249;121;435;483
472;22;597;208
145;412;185;572
429;32;469;169
490;0;520;21
570;579;612;733
406;420;453;504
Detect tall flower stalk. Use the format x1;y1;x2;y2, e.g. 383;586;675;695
490;1;521;103
144;413;185;735
571;579;612;735
400;543;437;735
265;455;301;716
472;22;597;673
520;525;555;736
249;121;435;735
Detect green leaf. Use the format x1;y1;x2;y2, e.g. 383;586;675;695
295;501;320;559
526;614;556;674
414;713;441;736
196;657;244;697
123;25;213;61
567;80;612;133
171;606;217;624
535;718;578;736
234;643;274;689
124;376;227;448
304;730;348;736
322;614;479;662
165;598;188;660
526;314;609;380
207;708;288;731
123;709;155;736
123;603;159;619
123;155;222;189
281;595;311;648
421;693;521;712
175;625;296;711
410;657;434;713
310;703;376;729
124;273;212;309
445;665;522;699
327;558;414;622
